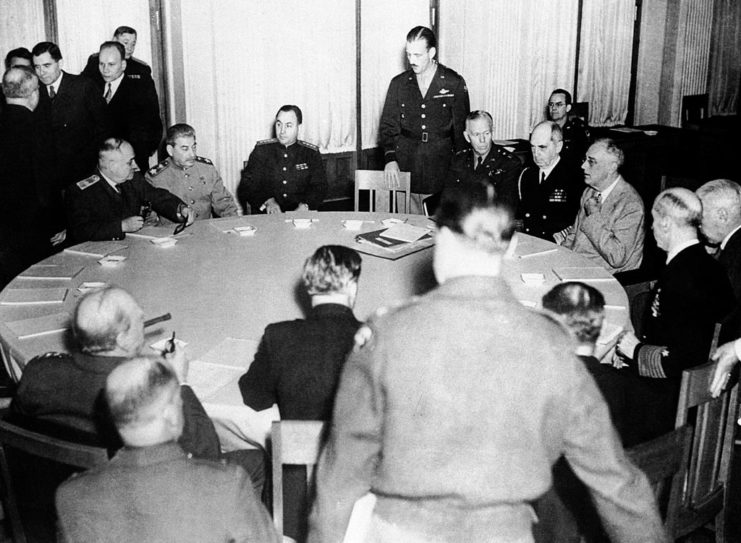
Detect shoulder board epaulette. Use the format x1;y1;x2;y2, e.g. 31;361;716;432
455;148;472;157
493;145;514;159
147;160;169;177
76;175;100;190
256;138;277;146
195;156;213;165
298;140;319;151
34;352;69;361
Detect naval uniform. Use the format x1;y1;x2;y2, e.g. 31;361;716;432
445;145;522;212
380;63;470;197
237;139;328;213
146;156;238;222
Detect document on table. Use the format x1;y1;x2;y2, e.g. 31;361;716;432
18;264;83;280
7;312;70;340
189;338;260;401
553;266;613;281
597;321;623;345
64;241;128;258
0;288;68;306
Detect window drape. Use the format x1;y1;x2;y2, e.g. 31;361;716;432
0;0;46;63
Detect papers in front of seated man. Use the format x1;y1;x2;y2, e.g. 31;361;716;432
18;264;83;281
7;312;70;340
553;266;613;282
64;241;128;258
597;321;624;346
188;338;260;401
0;288;68;306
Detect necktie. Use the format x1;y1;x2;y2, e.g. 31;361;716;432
48;85;55;100
104;83;112;103
476;156;483;171
540;171;546;184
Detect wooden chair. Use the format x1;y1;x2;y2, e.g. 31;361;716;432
570;101;589;125
271;420;326;537
681;94;709;129
354;170;411;213
0;419;108;543
626;425;693;539
672;358;739;541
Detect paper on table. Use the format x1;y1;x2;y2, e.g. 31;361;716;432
597;321;624;345
7;312;69;340
553;267;613;282
127;225;180;239
64;241;127;258
380;223;431;243
199;337;259;368
210;218;256;233
19;264;83;280
188;361;245;401
1;288;68;305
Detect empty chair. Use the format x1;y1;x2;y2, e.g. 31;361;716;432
354;170;411;213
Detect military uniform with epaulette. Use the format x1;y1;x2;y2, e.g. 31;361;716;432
64;171;187;243
146;156;238;222
444;145;522;212
237;139;328;213
561;117;590;165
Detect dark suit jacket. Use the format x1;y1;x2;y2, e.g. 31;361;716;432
518;158;583;240
82;53;153;83
36;72;111;189
10;351;220;460
104;75;161;170
239;303;361;420
65;169;185;242
719;228;741;301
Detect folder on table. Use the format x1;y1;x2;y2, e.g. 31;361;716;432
7;312;70;340
0;288;68;306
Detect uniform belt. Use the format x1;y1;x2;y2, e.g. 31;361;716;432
400;128;451;143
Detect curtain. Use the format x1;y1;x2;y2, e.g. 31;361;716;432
577;0;635;126
0;0;46;62
178;0;356;195
708;0;741;116
439;0;578;140
55;0;152;74
360;0;430;149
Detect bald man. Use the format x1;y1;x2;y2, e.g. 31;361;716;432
616;188;735;445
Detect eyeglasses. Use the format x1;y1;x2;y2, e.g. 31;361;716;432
548;102;566;108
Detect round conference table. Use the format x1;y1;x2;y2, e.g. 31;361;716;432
0;211;629;449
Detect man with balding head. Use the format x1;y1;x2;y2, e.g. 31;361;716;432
82;25;153;84
616;188;735;445
556;138;645;273
517;121;582;240
65;137;194;242
56;357;278;543
696;179;741;299
11;286;220;459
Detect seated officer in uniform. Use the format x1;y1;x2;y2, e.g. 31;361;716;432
237;105;328;214
64;137;194;243
546;88;589;165
517;121;582;240
444;110;521;213
146;123;238;222
56;356;279;543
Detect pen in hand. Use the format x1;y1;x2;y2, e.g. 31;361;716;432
163;331;176;356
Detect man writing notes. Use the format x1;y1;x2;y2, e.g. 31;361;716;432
238;105;327;214
147;123;238;221
309;182;666;543
555;138;645;273
380;26;470;214
65;138;194;242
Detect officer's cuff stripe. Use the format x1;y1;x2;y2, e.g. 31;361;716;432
637;344;667;378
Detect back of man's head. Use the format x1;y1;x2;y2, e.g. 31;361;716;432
302;245;362;297
653;187;702;230
73;286;142;355
31;41;62;61
542;282;605;348
105;356;183;447
2;67;37;100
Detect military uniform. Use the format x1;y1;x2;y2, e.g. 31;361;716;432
64;171;186;243
380;63;470;196
517;158;583;240
147;156;238;222
445;145;522;212
237;139;328;213
560;117;590;165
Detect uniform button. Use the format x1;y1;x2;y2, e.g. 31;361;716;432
421;104;426;109
421;125;426;129
283;193;287;197
525;213;530;218
283;154;288;158
401;103;405;107
421;114;426;118
190;199;195;204
283;167;287;171
542;215;547;219
188;187;193;191
283;180;287;184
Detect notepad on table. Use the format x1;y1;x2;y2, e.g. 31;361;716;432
597;321;624;345
379;223;431;243
1;288;68;306
7;312;69;340
64;241;127;258
552;267;613;282
19;264;83;280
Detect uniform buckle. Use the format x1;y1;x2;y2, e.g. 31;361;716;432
421;132;428;143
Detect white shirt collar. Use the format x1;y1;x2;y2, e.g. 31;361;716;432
666;238;699;264
48;71;63;94
104;73;125;98
539;156;561;181
595;176;620;202
721;223;741;250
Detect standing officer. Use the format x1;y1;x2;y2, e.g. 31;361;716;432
237;105;327;214
444;110;522;213
380;26;470;214
546;88;589;165
147;123;238;221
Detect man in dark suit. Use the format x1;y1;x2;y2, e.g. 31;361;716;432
617;188;735;445
82;25;153;83
64;138;193;243
95;41;161;172
239;244;362;541
444;110;522;213
518;121;583;240
31;42;111;192
696;179;741;299
56;356;279;543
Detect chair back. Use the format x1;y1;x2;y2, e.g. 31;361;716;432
0;419;108;543
626;425;693;538
570;102;589;125
673;354;738;540
354;170;411;213
681;94;709;127
271;420;326;537
0;338;23;384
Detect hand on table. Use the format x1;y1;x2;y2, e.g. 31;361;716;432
296;203;309;212
263;198;282;214
384;161;401;188
710;340;740;398
122;216;144;232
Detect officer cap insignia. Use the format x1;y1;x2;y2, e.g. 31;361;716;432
353;325;373;352
195;156;213;165
256;138;278;146
147;161;169;177
76;175;100;190
298;140;319;151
